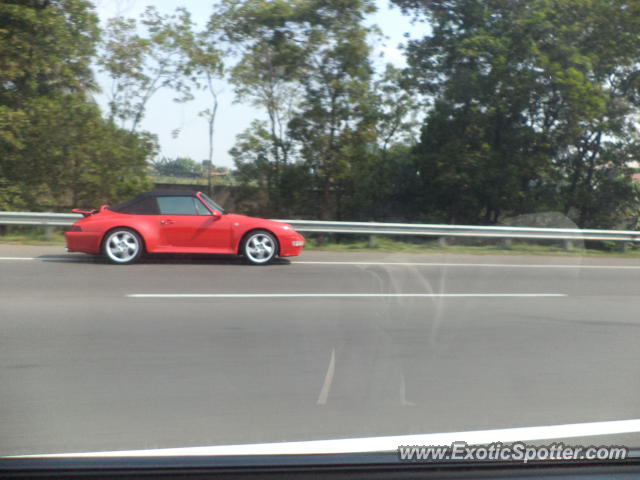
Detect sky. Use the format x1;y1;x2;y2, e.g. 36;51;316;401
91;0;426;167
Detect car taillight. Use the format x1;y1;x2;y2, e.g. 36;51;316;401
68;226;82;232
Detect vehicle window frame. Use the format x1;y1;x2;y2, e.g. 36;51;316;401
198;192;226;215
157;196;210;216
193;197;212;216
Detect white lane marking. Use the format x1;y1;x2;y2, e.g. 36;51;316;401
11;418;640;457
400;372;415;407
40;258;83;262
294;261;640;269
316;348;336;405
127;293;567;299
0;257;81;262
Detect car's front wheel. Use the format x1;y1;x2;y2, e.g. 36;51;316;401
242;230;278;265
102;228;143;265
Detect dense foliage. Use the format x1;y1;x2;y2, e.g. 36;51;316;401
215;0;640;226
0;0;153;210
392;0;640;227
1;0;639;227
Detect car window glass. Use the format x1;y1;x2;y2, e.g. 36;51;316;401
125;197;159;215
157;196;199;215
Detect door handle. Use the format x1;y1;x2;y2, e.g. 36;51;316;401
160;219;175;225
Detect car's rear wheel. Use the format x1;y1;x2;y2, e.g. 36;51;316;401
242;230;278;265
102;228;143;265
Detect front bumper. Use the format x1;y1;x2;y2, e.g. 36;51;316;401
279;231;305;257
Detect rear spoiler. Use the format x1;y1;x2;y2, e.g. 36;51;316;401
71;208;97;217
71;206;108;217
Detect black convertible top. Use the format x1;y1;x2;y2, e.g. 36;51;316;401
124;189;199;200
110;190;199;214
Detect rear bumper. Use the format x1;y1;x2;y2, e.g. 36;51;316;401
279;231;305;257
64;231;102;254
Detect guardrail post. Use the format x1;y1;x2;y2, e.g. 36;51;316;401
44;225;54;241
438;237;447;248
563;239;573;251
620;242;631;253
367;235;377;248
501;238;513;249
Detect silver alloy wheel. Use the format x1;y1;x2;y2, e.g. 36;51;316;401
104;230;140;264
244;232;276;264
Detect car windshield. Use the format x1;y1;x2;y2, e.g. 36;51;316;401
199;193;226;215
2;0;640;469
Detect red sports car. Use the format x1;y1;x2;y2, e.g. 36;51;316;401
65;190;305;265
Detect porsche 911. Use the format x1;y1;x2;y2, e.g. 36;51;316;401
65;190;305;265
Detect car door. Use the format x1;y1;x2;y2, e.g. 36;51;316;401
156;195;232;251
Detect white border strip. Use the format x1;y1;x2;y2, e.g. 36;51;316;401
11;419;640;458
127;293;567;299
0;257;80;262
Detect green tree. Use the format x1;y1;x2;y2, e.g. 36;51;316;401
98;6;197;132
212;0;307;214
0;0;153;210
150;157;204;178
373;65;420;155
216;0;379;219
337;66;421;221
231;120;314;217
0;0;99;202
393;0;640;227
181;31;224;196
287;0;378;219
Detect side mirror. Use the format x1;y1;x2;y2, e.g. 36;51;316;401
212;209;222;218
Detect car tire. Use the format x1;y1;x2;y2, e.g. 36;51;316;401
102;228;143;265
242;230;278;265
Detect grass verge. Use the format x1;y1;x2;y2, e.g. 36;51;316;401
0;230;66;246
304;236;640;258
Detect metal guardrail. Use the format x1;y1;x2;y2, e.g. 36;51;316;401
1;211;639;244
0;212;81;226
277;219;640;242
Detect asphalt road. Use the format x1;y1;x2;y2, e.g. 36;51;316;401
1;245;640;456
